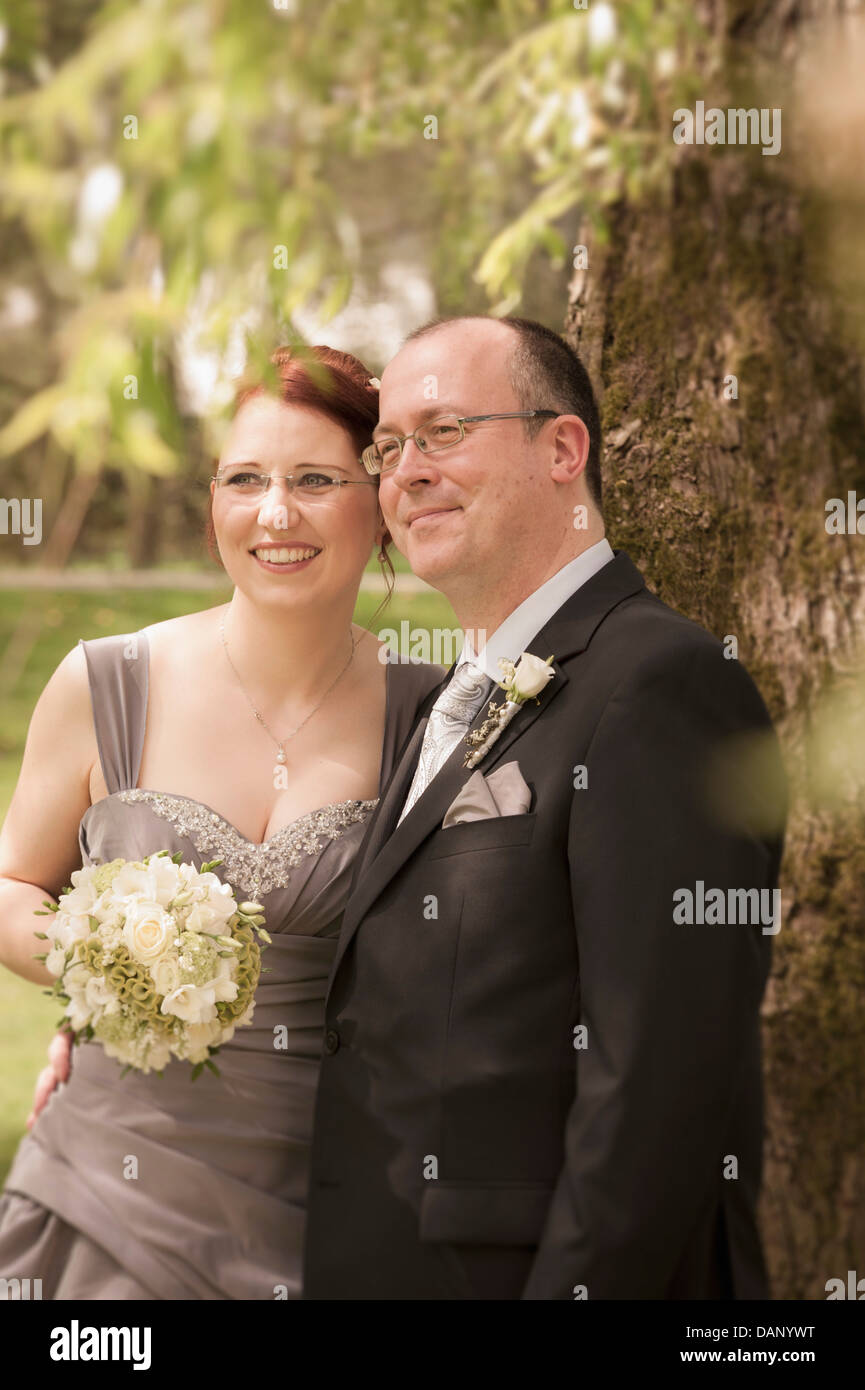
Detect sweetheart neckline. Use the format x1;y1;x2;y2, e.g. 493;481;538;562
82;788;380;849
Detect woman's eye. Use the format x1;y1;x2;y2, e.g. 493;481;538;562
301;473;334;488
227;471;259;486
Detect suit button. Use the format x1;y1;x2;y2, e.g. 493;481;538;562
324;1028;340;1055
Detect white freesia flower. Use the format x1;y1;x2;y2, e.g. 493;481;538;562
63;962;94;1030
84;974;118;1021
208;956;239;1003
53;910;94;949
59;867;100;916
184;872;236;934
185;902;222;935
161;982;218;1025
45;943;67;977
122;900;176;964
112;856;180;907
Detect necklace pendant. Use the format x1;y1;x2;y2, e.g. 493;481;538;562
276;749;286;764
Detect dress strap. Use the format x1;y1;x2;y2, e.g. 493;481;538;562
78;631;150;795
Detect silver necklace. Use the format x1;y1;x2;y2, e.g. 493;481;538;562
219;609;357;765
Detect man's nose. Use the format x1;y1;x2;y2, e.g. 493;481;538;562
389;438;439;492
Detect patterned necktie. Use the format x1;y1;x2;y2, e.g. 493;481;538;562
397;661;492;824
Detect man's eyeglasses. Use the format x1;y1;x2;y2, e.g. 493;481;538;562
360;411;558;476
211;468;380;501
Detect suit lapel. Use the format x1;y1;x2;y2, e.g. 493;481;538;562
331;550;646;980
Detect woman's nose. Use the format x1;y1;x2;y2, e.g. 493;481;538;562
256;477;301;527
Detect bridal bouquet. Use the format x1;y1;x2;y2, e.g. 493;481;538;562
33;852;270;1078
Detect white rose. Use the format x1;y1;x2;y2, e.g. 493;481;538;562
511;653;555;700
151;954;181;997
160;982;218;1026
122;901;176;964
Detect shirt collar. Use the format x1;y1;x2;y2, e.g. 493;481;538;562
459;538;614;681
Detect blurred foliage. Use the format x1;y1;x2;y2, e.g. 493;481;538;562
0;0;709;481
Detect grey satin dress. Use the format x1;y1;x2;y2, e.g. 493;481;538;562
0;631;443;1299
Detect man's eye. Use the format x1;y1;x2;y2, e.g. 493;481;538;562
378;440;400;458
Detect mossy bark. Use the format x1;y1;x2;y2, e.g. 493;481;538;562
566;10;865;1299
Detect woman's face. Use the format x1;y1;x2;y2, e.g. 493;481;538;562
211;394;384;612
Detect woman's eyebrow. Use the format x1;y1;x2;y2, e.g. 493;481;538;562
220;459;350;474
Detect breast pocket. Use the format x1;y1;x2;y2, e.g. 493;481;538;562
426;813;537;860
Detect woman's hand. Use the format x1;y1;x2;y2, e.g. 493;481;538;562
26;1028;73;1129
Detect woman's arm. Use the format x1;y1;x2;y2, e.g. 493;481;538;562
0;643;98;985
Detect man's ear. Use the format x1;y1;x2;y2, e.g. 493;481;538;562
548;415;591;484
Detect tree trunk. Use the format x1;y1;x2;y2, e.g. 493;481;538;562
567;0;865;1300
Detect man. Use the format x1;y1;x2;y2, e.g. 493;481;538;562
303;314;786;1300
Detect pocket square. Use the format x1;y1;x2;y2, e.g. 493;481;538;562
441;761;532;828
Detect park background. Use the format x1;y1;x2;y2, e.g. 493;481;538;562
0;0;863;1299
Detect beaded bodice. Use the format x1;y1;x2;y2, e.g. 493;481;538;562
113;788;379;900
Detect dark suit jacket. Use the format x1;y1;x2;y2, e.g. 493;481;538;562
303;551;786;1299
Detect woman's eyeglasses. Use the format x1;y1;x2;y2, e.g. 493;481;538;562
212;469;379;501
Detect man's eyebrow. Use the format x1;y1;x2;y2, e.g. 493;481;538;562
373;404;463;439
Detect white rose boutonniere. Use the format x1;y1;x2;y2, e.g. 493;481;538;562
463;653;555;769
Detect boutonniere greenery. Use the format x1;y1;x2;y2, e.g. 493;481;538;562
463;653;555;769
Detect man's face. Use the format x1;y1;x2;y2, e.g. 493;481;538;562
376;322;548;594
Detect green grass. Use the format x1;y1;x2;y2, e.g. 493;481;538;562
0;581;457;1185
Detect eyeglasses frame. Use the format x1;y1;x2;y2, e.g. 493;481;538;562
360;410;559;475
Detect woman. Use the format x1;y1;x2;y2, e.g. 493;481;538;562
0;345;445;1299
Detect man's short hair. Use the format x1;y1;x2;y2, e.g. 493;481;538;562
403;314;603;513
